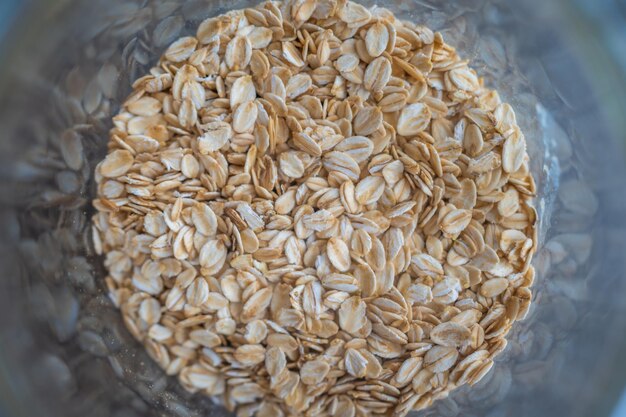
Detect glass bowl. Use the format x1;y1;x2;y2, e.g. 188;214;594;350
0;1;625;416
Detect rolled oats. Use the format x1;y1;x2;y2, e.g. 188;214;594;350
93;2;537;416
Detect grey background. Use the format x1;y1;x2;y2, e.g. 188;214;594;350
0;0;20;40
0;0;625;417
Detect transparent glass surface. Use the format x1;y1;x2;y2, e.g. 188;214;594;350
0;1;625;416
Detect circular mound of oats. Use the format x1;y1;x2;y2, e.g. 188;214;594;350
92;1;537;416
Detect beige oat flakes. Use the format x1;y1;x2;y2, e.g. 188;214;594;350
92;1;538;416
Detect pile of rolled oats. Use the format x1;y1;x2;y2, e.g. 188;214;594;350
91;1;537;416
